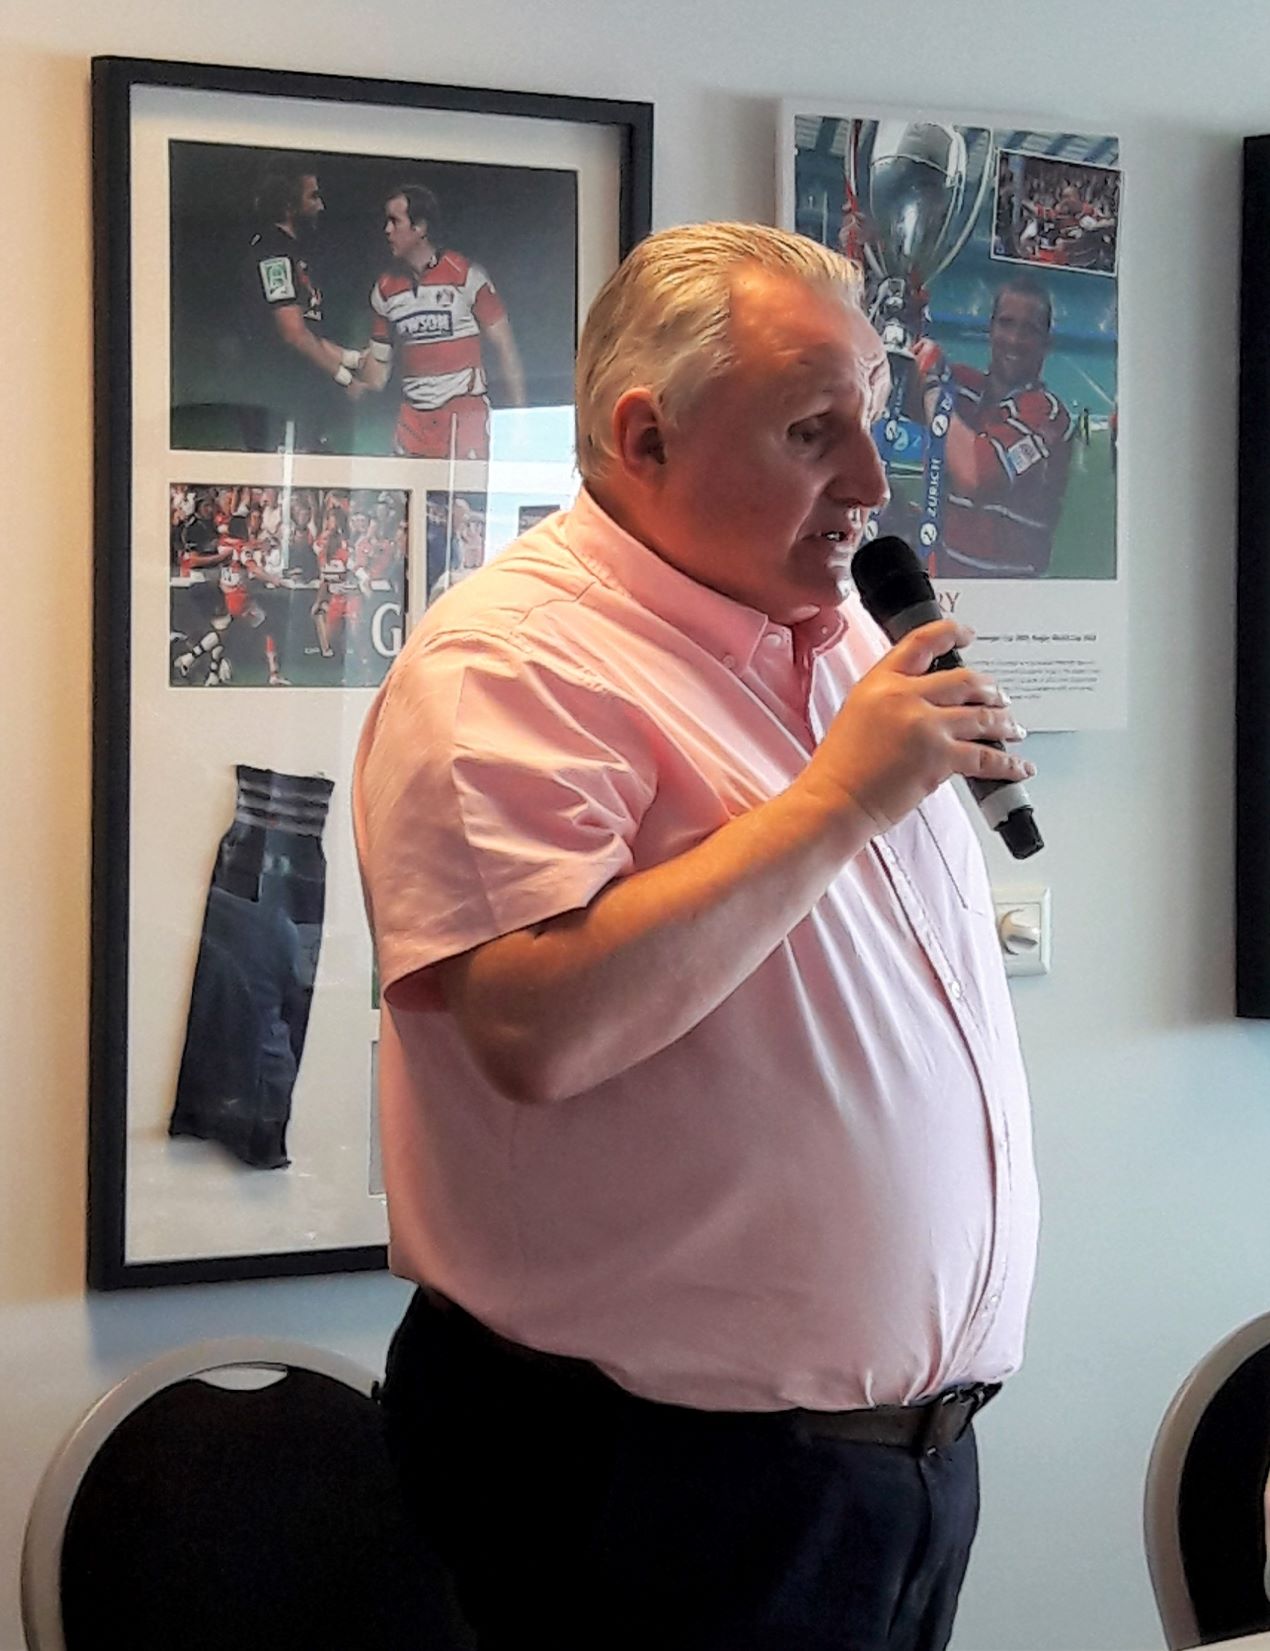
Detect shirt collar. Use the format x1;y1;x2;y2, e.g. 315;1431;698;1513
564;488;847;672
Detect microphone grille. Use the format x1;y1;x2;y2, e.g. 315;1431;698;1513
850;534;935;625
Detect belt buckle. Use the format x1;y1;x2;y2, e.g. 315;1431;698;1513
919;1383;995;1455
918;1388;964;1456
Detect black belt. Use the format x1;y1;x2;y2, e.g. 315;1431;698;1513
415;1287;999;1456
787;1382;1000;1455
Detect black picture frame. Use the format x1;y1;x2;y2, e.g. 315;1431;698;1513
1239;137;1270;1017
89;54;653;1288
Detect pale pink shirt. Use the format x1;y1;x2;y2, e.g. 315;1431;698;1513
354;489;1038;1412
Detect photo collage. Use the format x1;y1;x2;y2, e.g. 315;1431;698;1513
786;111;1124;729
792;116;1120;585
169;135;581;690
132;129;579;1254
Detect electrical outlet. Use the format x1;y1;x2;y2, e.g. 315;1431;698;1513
992;885;1051;977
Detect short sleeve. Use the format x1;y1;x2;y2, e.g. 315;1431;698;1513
369;279;392;346
355;629;657;997
256;251;299;307
468;263;507;329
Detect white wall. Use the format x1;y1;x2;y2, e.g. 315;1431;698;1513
2;1;1267;1647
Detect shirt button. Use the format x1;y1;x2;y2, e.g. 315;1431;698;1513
722;653;737;669
948;980;964;1000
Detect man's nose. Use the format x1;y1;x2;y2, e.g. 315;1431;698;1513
829;430;890;512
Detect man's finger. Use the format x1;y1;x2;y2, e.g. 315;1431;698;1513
937;703;1027;745
889;619;975;675
921;668;1009;709
957;741;1037;783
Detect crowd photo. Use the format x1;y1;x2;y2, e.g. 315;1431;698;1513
993;151;1120;274
168;484;409;688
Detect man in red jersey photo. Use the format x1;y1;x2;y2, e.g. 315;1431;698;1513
352;183;526;459
913;273;1074;578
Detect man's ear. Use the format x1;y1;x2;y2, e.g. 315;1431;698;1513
611;388;668;480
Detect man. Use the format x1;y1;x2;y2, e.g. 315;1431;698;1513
175;506;279;686
351;495;398;589
372;489;401;545
246;167;362;452
279;491;319;584
239;502;290;687
426;493;485;603
259;485;284;541
355;223;1038;1651
915;274;1074;578
349;500;407;684
311;502;363;667
1053;182;1117;271
353;184;525;459
172;493;231;685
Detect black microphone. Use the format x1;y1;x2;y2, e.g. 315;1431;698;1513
850;534;1043;861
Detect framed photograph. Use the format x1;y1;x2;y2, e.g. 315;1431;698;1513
780;105;1125;732
1238;136;1270;1016
89;55;653;1288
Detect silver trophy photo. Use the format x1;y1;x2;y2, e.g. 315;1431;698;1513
846;119;994;362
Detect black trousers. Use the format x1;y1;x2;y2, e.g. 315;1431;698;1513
379;1289;981;1651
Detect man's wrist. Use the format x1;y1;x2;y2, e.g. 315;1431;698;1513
780;772;879;865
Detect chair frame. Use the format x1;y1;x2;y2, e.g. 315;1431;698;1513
1145;1310;1270;1650
20;1336;376;1651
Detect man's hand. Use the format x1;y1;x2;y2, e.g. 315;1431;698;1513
912;338;945;384
799;620;1032;836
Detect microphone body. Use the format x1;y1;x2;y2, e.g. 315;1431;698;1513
850;536;1043;861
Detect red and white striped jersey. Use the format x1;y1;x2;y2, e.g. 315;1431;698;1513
941;364;1074;577
369;252;506;412
355;531;399;584
217;538;251;593
316;531;360;594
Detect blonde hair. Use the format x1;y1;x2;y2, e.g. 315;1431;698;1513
574;222;863;485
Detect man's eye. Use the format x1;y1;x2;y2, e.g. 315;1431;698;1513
789;420;825;446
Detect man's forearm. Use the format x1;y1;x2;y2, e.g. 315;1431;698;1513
274;309;356;379
486;318;527;405
287;328;343;375
434;778;872;1105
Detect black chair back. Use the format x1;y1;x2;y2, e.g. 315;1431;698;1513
23;1341;476;1650
1176;1344;1270;1645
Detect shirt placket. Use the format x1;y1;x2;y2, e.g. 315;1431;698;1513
807;639;1015;1368
744;629;811;740
869;832;1016;1367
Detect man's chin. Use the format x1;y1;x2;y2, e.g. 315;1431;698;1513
769;589;845;625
